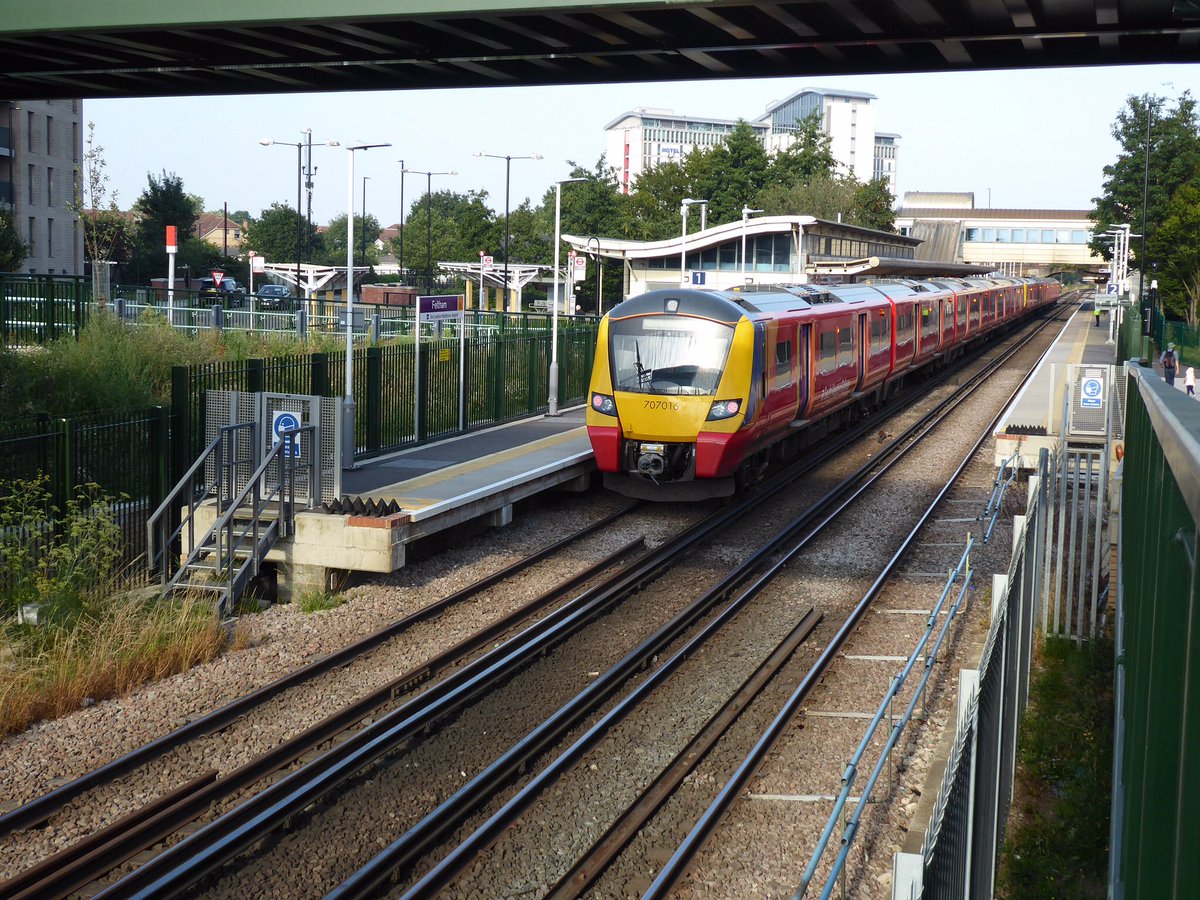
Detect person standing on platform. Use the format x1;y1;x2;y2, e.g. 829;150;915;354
1160;342;1179;386
1187;366;1196;397
1094;305;1102;327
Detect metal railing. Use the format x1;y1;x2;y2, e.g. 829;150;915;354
894;448;1050;899
801;538;974;898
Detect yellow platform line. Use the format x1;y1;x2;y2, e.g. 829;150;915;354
353;426;588;504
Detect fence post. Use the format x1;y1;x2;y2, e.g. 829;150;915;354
493;337;506;422
0;273;7;344
149;405;169;523
459;336;471;432
366;346;382;453
310;351;329;396
55;416;73;519
247;357;265;395
527;336;538;413
170;365;190;490
416;341;429;442
73;275;84;338
44;274;56;342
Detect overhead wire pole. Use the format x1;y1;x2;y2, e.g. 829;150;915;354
1139;94;1153;334
397;159;405;284
401;167;457;294
262;132;338;298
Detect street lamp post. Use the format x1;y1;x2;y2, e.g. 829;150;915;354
260;135;338;299
741;206;764;278
401;167;457;294
342;141;391;470
680;198;708;286
586;236;601;314
397;159;405;284
360;175;370;271
549;177;586;416
475;151;542;311
1139;95;1154;327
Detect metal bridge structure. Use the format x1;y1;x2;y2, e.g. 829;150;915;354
1;1;1199;100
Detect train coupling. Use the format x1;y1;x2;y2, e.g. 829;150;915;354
635;442;667;477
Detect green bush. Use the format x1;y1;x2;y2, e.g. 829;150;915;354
998;636;1113;899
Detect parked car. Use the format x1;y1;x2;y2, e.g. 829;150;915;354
198;277;246;306
254;283;293;310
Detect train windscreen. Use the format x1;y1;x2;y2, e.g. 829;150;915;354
609;315;734;395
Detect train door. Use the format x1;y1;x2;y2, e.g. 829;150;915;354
766;322;800;425
857;311;869;390
796;323;810;417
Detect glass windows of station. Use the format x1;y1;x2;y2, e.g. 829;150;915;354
800;233;915;261
645;233;794;272
963;226;1090;244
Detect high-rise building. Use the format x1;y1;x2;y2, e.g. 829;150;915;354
1;99;84;275
604;87;899;197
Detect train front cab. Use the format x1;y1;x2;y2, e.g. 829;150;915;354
586;290;772;498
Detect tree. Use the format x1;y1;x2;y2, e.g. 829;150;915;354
769;113;838;186
396;190;496;280
0;208;29;271
1091;91;1200;271
1146;178;1200;325
245;203;316;267
321;213;381;268
697;120;771;226
756;173;859;221
68;123;130;299
849;178;897;233
131;171;203;284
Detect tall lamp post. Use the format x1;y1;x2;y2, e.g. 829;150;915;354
1138;95;1154;328
741;206;764;278
260;134;339;297
549;177;586;417
475;151;542;310
401;167;457;294
680;198;708;286
342;141;391;470
360;175;370;270
397;159;405;284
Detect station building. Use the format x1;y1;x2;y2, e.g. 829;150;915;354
562;214;987;302
895;192;1101;277
1;99;84;276
605;87;898;197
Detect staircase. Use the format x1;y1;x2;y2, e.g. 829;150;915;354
147;421;318;615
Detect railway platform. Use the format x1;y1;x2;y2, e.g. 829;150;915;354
272;407;594;596
993;298;1118;467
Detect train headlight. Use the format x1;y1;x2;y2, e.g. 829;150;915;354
591;392;617;417
706;399;742;421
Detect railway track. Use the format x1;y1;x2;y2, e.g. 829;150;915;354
62;305;1071;899
0;300;1070;897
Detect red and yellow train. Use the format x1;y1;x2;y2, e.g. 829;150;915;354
585;276;1060;500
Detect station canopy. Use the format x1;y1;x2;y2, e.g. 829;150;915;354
2;0;1199;100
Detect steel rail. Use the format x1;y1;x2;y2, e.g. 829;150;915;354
2;538;644;900
643;305;1070;898
98;304;1066;899
0;503;634;840
332;307;1068;898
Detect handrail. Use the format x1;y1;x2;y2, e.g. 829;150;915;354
174;425;316;613
145;422;256;588
981;448;1020;524
983;449;1021;544
797;538;975;899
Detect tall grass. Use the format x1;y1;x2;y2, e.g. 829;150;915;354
0;593;225;737
0;310;346;422
0;477;226;737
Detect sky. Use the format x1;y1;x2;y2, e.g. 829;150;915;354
84;63;1198;228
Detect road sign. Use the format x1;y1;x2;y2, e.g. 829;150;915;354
690;271;706;285
211;270;225;287
271;410;303;458
573;255;586;271
482;255;494;268
1106;282;1118;295
1080;373;1104;409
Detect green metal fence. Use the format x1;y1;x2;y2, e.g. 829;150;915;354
0;406;169;566
173;326;598;482
1111;363;1200;898
0;273;89;344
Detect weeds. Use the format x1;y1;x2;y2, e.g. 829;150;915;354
296;590;343;614
998;635;1113;899
0;477;226;737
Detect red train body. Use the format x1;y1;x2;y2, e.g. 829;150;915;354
585;276;1059;500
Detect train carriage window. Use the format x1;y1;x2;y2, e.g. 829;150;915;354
838;326;854;365
775;339;792;377
896;308;915;343
870;312;889;354
818;329;837;373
